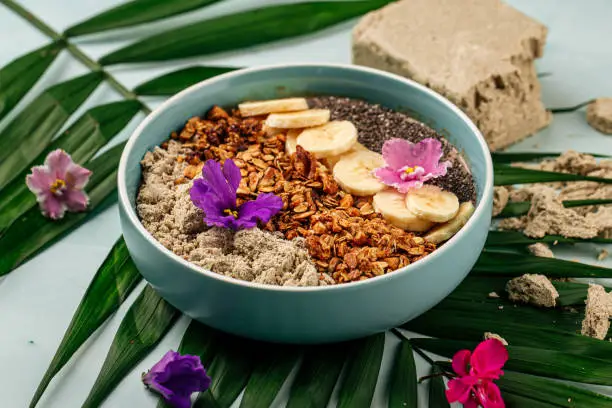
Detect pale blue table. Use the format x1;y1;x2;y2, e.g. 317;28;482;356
1;0;611;406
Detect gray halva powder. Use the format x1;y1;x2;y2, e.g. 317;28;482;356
136;140;334;286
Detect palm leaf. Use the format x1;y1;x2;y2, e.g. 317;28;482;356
286;343;349;408
0;71;103;189
491;152;608;164
0;142;124;276
414;338;612;386
65;0;223;37
99;1;392;65
337;333;385;408
389;338;417;408
134;66;237;96
193;335;257;408
0;100;141;233
497;198;612;218
473;250;612;278
485;230;612;246
493;164;612;186
29;239;142;408
239;345;300;408
427;367;450;408
82;285;179;408
0;42;61;121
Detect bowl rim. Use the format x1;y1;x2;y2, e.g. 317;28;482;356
118;62;493;293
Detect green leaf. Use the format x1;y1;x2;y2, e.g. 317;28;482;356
65;0;223;37
99;1;392;65
29;239;141;408
497;198;612;218
0;71;103;189
0;42;61;121
485;230;612;246
549;99;594;114
193;335;257;408
494;164;612;186
0;142;124;276
82;285;179;408
157;320;220;408
337;333;385;408
554;281;589;306
498;371;612;407
0;100;141;233
473;250;612;278
286;343;349;408
134;66;237;96
414;338;612;386
503;392;559;408
427;367;450;408
389;338;417;408
491;151;608;164
239;345;300;408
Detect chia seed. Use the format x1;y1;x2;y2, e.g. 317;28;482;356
308;96;476;203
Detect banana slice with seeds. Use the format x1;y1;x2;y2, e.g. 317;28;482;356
239;98;308;117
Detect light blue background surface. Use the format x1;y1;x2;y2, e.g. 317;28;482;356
0;0;611;406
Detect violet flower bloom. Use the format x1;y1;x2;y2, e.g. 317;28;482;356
373;138;451;193
142;350;211;408
446;339;508;408
25;149;92;220
190;159;283;230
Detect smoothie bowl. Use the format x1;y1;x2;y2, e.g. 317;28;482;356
118;64;493;344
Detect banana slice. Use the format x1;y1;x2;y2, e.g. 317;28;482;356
424;202;475;244
373;190;434;232
333;151;385;196
239;98;308;117
322;142;368;170
266;109;330;129
405;185;459;223
296;121;357;158
285;129;301;156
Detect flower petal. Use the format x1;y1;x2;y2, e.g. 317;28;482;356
45;149;74;180
475;381;505;408
222;159;242;192
65;164;92;189
452;349;472;377
410;138;445;173
382;138;415;170
63;189;90;212
41;195;67;220
166;393;192;408
26;166;54;194
147;350;180;376
373;166;404;186
471;339;509;379
202;159;237;210
237;193;283;228
445;378;473;404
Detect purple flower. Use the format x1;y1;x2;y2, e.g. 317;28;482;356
142;350;211;408
25;149;92;220
190;159;283;230
373;138;451;193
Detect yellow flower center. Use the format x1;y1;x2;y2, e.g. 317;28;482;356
223;208;239;218
404;166;415;174
49;179;66;195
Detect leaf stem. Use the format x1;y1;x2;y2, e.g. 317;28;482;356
0;0;151;114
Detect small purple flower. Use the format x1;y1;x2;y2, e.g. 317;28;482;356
142;350;211;408
190;159;283;230
25;149;92;220
373;138;451;193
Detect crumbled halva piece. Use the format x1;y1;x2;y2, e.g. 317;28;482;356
492;186;509;216
587;98;612;134
528;243;554;258
352;0;550;151
506;274;559;307
598;249;609;261
581;284;612;340
484;332;508;346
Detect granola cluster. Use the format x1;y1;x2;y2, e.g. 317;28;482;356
165;106;436;283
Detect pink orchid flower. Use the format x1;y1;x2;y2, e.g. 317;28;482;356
446;339;508;408
373;138;451;193
25;149;92;220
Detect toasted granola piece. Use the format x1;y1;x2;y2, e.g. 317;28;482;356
506;274;559;307
581;284;612;340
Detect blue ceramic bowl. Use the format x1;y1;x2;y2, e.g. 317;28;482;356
118;64;493;344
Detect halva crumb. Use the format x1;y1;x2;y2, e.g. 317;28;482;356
492;186;509;216
598;249;609;261
587;98;612;134
528;243;554;258
581;284;612;340
484;332;508;346
506;273;559;308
